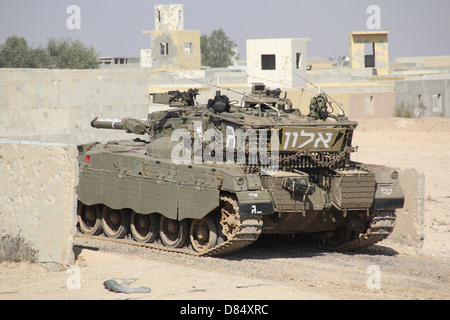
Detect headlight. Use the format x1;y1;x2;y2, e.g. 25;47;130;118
236;177;245;186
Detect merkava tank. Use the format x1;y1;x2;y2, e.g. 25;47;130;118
76;84;404;256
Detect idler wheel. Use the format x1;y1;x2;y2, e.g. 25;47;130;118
220;196;240;239
130;212;158;243
102;207;129;239
159;216;188;248
77;203;103;235
189;216;218;253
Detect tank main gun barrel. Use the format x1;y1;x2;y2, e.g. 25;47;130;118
91;117;124;130
90;117;150;135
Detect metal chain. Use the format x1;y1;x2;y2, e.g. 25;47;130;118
280;147;356;168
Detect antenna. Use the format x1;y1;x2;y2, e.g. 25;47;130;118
245;73;345;117
290;71;346;116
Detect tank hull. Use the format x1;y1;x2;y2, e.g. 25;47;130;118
77;140;404;255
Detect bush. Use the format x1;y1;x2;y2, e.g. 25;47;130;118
394;100;426;118
394;102;413;118
0;235;37;263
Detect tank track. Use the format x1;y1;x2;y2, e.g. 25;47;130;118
75;209;394;256
334;210;396;251
314;210;397;252
76;197;263;257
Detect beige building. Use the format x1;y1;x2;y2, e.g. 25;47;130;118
349;31;389;76
246;38;310;89
141;4;201;71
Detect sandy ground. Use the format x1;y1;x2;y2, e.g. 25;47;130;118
0;117;449;301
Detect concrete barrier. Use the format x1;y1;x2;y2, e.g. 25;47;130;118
388;168;425;249
0;140;78;270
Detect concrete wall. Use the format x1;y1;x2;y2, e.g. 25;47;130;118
392;55;450;71
0;68;150;145
306;67;375;84
348;91;395;118
247;38;310;89
0;140;78;270
395;75;450;117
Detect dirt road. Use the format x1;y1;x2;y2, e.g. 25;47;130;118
0;236;448;300
0;118;449;301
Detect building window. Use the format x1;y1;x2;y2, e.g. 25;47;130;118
184;42;192;55
296;53;303;69
261;54;276;70
364;43;375;68
432;93;443;113
157;10;161;23
160;43;169;55
114;58;126;65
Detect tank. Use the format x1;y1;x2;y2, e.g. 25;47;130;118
76;85;404;256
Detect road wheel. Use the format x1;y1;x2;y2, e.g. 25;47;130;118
159;216;188;248
130;212;158;243
77;203;103;235
102;207;129;239
190;216;218;253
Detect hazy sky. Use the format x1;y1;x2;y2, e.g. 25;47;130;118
1;0;449;61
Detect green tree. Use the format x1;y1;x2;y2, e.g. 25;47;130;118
201;29;238;67
27;46;51;68
0;35;30;68
0;35;99;69
47;38;99;69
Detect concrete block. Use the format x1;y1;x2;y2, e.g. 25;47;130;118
0;140;78;270
388;168;425;249
0;68;150;145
